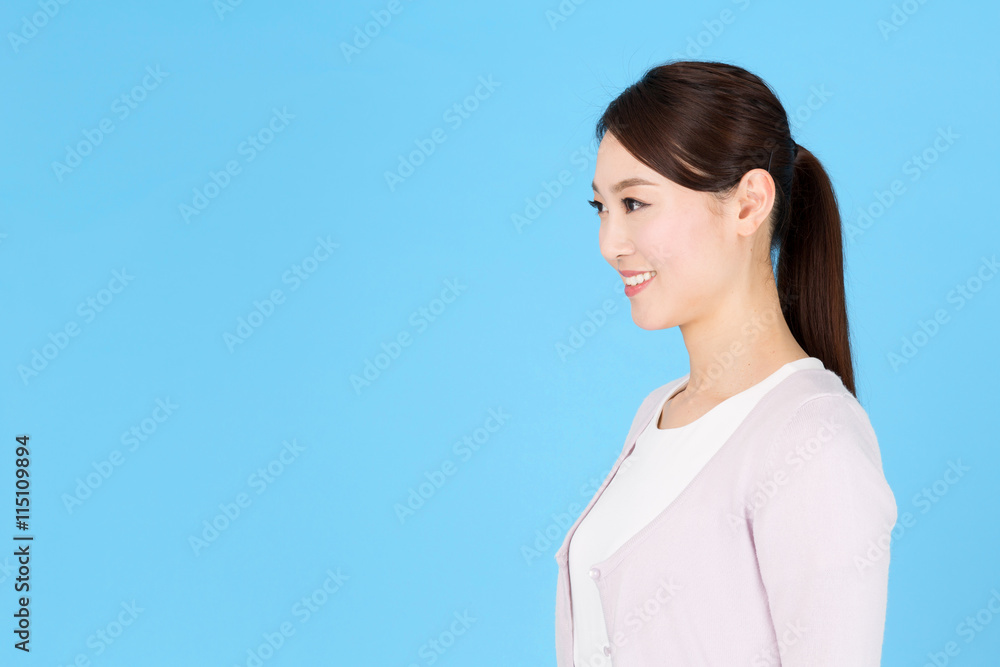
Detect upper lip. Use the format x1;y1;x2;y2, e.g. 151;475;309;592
619;269;655;277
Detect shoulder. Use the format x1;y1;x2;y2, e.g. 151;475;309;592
746;367;896;531
760;368;884;473
748;370;897;563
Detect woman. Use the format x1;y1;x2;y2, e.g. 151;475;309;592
554;61;898;666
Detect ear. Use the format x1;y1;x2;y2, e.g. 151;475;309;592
734;168;775;238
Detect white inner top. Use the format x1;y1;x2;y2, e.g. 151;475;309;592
569;356;825;666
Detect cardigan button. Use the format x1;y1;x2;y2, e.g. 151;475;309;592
588;567;600;580
603;645;611;656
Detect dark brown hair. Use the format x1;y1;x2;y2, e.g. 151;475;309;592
595;60;855;395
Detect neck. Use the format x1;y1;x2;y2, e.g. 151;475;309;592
677;273;806;400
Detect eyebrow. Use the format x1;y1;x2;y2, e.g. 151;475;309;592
591;177;658;195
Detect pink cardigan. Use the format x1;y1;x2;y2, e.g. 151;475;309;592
554;368;897;665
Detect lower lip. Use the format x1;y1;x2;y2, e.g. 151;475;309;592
624;274;655;297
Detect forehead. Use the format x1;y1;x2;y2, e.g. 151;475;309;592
593;133;663;191
595;131;632;162
595;133;657;174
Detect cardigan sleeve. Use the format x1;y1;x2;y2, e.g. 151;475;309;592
750;393;898;666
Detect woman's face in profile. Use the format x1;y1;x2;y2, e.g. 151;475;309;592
592;132;743;331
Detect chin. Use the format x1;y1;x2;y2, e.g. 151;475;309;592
630;308;675;331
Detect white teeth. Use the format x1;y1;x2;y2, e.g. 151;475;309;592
625;271;656;286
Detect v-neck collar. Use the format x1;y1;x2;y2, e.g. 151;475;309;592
556;365;829;578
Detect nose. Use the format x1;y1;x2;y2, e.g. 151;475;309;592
599;214;634;266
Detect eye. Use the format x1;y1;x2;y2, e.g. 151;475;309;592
588;197;648;215
622;197;647;213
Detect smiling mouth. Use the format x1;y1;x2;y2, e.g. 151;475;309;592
623;270;656;286
622;270;656;297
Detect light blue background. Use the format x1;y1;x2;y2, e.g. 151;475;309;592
2;0;998;665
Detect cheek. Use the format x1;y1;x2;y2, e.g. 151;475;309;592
635;215;698;269
636;214;724;298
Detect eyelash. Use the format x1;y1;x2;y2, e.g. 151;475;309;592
588;198;647;215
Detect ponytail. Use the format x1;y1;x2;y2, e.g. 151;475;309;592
776;144;855;395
